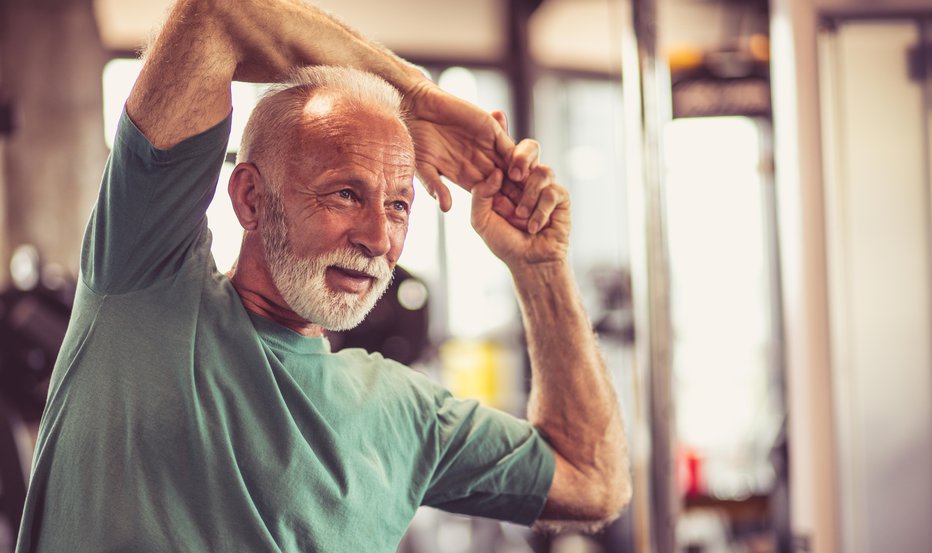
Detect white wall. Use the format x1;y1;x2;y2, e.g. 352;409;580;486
771;1;932;552
94;0;629;73
93;0;506;59
821;19;932;553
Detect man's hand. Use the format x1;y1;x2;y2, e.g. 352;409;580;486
470;165;571;269
405;84;541;212
486;109;546;227
467;107;567;266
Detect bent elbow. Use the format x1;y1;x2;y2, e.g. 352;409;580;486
538;446;633;532
592;474;633;521
568;472;633;526
533;478;632;535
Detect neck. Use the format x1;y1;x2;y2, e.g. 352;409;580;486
229;236;325;338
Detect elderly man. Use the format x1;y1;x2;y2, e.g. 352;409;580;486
16;0;630;551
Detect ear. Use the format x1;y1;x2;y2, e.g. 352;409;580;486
229;162;262;231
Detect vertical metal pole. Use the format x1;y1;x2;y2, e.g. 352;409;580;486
620;0;677;550
757;117;792;553
506;0;541;141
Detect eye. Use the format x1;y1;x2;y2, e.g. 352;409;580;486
391;200;410;213
337;189;356;201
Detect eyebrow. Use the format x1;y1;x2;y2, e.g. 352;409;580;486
395;185;414;199
321;174;414;199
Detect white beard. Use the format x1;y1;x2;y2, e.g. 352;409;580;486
261;191;392;331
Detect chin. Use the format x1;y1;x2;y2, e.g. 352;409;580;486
318;313;366;332
281;270;391;332
301;294;379;332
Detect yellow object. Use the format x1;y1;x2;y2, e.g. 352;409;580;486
748;34;770;62
666;45;704;72
440;339;512;409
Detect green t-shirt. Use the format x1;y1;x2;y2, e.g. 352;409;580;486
15;110;554;552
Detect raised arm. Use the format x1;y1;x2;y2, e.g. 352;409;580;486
127;0;517;208
470;167;632;525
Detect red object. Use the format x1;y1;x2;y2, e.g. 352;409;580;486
680;447;704;498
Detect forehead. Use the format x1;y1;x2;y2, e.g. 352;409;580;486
292;96;415;173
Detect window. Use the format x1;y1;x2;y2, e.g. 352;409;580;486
664;116;780;497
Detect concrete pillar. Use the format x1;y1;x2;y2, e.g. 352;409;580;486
1;0;108;285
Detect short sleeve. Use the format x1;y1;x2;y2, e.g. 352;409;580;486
81;108;232;294
422;391;555;526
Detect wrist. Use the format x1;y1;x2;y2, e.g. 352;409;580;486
510;258;573;293
399;77;439;116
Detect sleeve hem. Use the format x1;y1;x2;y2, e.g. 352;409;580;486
513;439;556;526
116;106;233;165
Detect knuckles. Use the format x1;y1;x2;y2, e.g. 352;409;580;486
531;164;555;180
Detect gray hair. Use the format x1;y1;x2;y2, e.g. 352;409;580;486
236;66;407;182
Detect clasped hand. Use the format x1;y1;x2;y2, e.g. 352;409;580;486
406;83;570;269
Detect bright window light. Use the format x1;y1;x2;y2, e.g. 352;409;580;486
664;116;777;497
397;177;440;285
206;163;242;273
438;67;479;105
102;58;142;149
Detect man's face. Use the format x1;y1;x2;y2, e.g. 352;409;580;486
260;98;415;331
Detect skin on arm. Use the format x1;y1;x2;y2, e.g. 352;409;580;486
470;168;632;526
126;0;518;209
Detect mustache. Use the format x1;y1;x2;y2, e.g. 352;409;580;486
317;247;393;282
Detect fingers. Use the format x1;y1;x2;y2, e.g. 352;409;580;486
416;162;453;212
492;193;515;218
508;138;540;183
491;119;517;172
471;169;503;232
406;84;513;197
491;110;508;133
514;164;552;221
492;191;531;231
483;162;568;234
527;181;568;234
507;165;569;234
501;179;523;206
489;109;537;182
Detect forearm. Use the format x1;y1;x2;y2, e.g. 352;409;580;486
221;0;423;91
127;0;425;149
512;260;630;515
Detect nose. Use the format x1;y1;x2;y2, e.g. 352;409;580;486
349;205;392;258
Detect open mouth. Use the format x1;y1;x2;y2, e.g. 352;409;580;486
326;265;376;294
332;266;374;280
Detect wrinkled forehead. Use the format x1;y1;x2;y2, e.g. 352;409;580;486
297;92;413;153
281;93;417;187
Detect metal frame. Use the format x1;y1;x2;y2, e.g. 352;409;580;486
620;0;677;550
